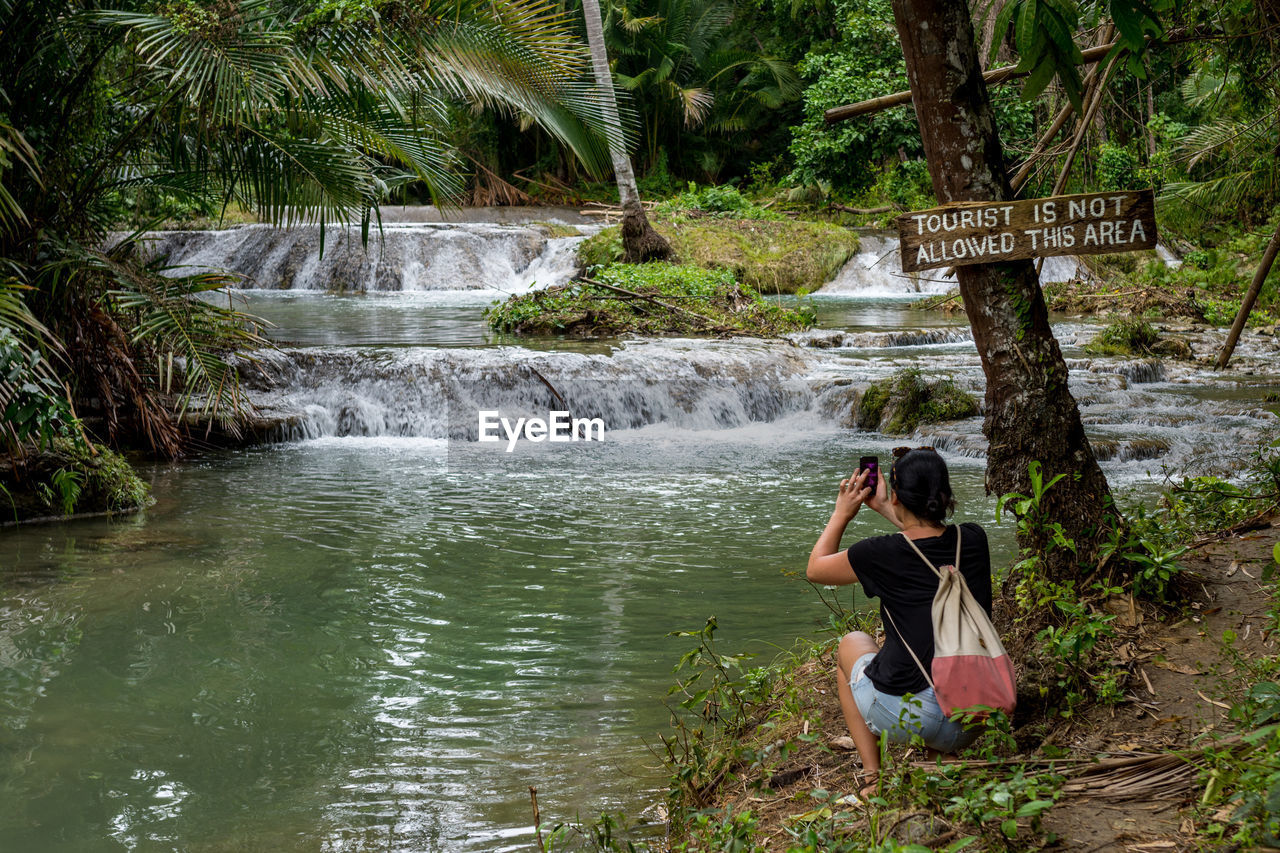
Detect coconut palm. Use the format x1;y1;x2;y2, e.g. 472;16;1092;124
581;0;672;262
0;0;620;456
600;0;800;180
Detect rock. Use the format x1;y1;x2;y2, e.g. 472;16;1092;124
1151;337;1194;359
856;369;980;434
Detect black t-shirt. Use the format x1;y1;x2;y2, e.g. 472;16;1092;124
846;523;992;696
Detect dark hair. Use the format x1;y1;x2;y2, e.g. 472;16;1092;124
890;449;956;522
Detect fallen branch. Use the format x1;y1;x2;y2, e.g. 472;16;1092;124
529;786;544;852
578;276;727;329
830;203;895;215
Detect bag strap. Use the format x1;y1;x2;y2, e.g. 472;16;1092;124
899;524;962;577
880;526;961;693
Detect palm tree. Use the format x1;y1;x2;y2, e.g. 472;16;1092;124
1160;66;1280;368
581;0;672;262
0;0;621;456
605;0;800;179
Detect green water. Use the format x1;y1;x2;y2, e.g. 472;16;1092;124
6;286;1275;851
0;421;1005;851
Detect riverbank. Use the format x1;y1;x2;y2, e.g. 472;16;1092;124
548;452;1280;851
0;443;150;525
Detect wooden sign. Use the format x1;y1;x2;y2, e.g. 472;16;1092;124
896;189;1156;273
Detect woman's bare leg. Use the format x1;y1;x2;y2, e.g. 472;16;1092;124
836;631;882;792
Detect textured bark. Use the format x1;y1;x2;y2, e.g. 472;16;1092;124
891;0;1113;577
620;197;673;263
581;0;671;263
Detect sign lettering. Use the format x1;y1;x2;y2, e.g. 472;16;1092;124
896;189;1157;273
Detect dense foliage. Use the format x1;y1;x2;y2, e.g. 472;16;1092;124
0;0;616;460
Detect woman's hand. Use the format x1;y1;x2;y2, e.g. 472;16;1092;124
865;469;903;529
834;468;873;521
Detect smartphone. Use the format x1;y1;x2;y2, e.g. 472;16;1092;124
858;455;879;493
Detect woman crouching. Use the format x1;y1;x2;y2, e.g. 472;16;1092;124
806;448;992;798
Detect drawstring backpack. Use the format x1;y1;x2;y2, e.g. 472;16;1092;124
882;526;1017;718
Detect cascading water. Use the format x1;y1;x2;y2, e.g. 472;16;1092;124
140;220;592;292
6;213;1279;853
242;340;818;441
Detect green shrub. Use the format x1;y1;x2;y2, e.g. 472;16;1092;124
0;328;82;453
487;263;814;338
655;183;782;220
1084;319;1161;355
1095;143;1140;192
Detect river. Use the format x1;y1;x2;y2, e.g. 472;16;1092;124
1;216;1277;851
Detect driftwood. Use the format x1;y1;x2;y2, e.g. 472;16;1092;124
824;41;1118;123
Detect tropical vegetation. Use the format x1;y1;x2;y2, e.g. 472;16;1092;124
0;0;620;514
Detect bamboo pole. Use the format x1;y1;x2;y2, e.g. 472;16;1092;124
1035;53;1118;275
1009;26;1115;193
1216;220;1280;369
824;41;1118;124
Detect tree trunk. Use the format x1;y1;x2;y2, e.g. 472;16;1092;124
1216;219;1280;369
580;0;671;263
890;0;1113;577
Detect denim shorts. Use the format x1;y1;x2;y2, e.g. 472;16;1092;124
849;652;980;753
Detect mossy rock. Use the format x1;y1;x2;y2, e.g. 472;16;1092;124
578;218;859;294
0;441;150;524
855;369;979;434
1149;336;1194;359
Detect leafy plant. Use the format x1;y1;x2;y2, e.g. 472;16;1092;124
1083;319;1160;356
487;263;814;337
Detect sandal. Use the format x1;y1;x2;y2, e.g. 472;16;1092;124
857;769;879;800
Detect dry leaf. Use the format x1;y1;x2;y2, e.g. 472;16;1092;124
828;736;857;751
1197;690;1232;710
1226;560;1240;577
1180;817;1195;834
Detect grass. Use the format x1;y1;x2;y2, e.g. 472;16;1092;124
486;263;815;338
578;218;859;295
1082;319;1161;356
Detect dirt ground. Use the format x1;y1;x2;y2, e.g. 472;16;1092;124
707;513;1280;851
1039;515;1280;851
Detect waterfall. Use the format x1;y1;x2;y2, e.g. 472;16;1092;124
241;340;819;441
138;222;590;292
